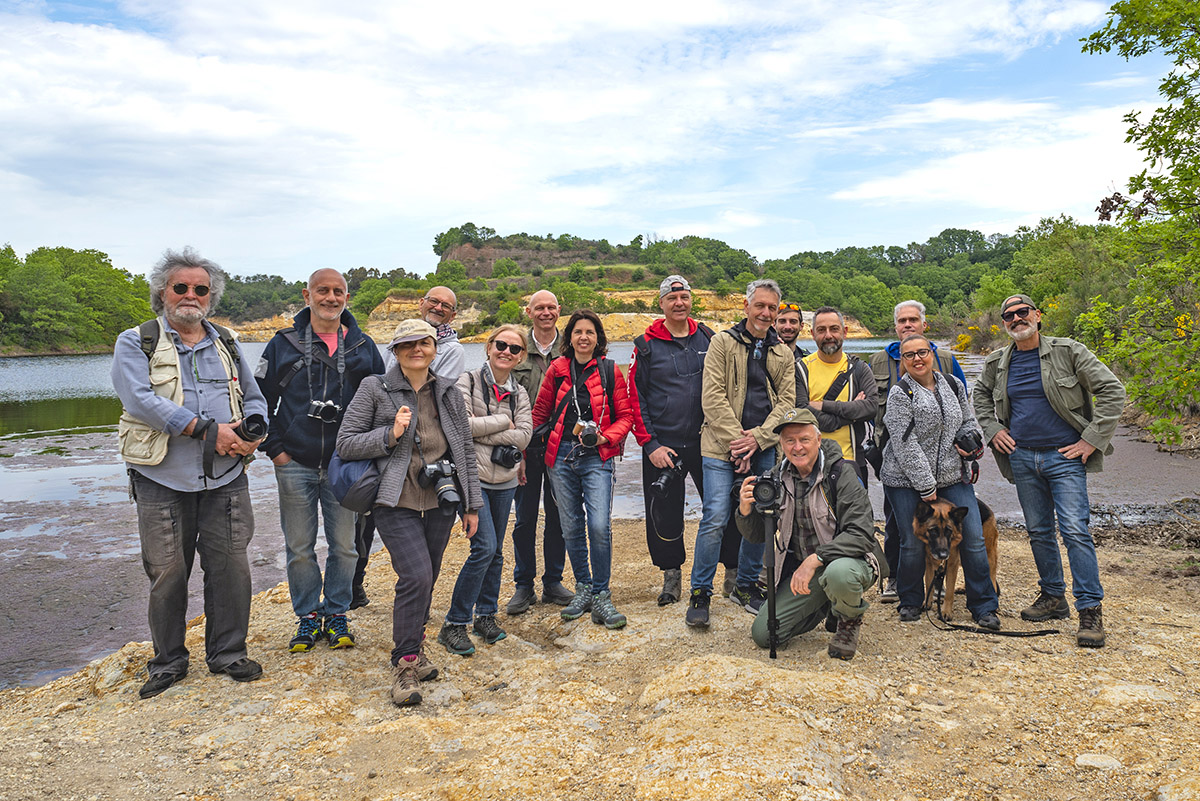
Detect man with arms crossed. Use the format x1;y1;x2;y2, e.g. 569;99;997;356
112;247;268;699
507;290;573;612
974;294;1125;648
628;275;715;605
686;279;796;628
256;269;385;652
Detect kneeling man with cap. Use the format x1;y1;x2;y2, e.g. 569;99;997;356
735;408;885;659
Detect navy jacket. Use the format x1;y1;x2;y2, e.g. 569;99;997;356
256;307;385;468
628;318;714;452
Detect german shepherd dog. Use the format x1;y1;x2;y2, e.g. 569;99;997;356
912;498;1000;620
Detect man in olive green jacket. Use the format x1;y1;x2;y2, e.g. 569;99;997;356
973;294;1125;649
686;279;796;628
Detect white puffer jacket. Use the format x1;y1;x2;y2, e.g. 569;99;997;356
456;367;533;488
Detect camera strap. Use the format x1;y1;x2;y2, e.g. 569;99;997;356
296;324;345;409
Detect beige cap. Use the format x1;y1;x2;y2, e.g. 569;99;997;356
388;318;438;348
772;407;819;434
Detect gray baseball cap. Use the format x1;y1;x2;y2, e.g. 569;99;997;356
659;274;691;298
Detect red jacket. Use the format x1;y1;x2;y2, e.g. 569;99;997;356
532;356;633;466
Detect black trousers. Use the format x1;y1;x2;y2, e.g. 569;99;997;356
642;445;703;570
510;454;566;589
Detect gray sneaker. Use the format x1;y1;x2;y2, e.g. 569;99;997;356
506;585;536;616
1020;592;1070;622
657;568;682;606
561;583;593;621
473;614;507;644
437;623;475;656
880;578;899;603
590;590;627;629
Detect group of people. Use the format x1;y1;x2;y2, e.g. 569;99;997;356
113;248;1125;709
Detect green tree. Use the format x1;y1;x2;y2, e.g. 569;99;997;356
491;257;521;279
351;278;392;318
435;259;467;284
497;300;522;324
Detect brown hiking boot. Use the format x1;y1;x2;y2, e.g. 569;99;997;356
390;656;422;706
828;615;863;660
416;642;439;681
1020;592;1070;622
1076;605;1105;648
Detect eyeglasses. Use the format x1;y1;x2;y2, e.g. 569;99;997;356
423;297;456;312
1001;306;1034;322
171;283;210;297
492;341;524;355
900;348;932;361
778;303;801;312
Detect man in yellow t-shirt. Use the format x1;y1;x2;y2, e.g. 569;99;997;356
796;307;879;482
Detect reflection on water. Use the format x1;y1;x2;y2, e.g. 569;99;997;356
0;398;125;438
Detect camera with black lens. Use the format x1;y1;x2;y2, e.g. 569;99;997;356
954;429;984;456
234;413;267;442
751;466;783;515
307;399;341;424
490;444;523;469
418;459;461;509
574;420;601;448
650;460;684;497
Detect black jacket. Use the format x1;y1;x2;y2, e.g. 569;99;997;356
628;318;714;452
256;307;385;468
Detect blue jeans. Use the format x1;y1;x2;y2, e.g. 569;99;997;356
1009;447;1103;610
276;460;357;617
690;449;774;592
886;481;999;617
446;486;516;625
547;441;615;594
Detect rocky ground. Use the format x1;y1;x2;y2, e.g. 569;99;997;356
2;516;1199;801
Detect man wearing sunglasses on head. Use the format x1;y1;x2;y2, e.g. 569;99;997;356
774;302;809;361
974;294;1125;648
112;247;269;699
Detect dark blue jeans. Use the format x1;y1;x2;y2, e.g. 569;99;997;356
445;486;516;625
690;449;774;592
1009;447;1103;610
886;481;999;618
547;441;615;594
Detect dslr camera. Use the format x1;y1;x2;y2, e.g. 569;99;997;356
574;420;601;448
954;429;984;457
650;460;684;497
234;413;268;442
750;466;783;515
417;459;461;509
307;399;341;424
490;444;523;469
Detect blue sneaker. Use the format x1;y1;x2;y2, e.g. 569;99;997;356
325;614;356;649
289;613;322;652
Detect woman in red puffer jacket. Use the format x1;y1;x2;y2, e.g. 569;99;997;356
532;309;633;629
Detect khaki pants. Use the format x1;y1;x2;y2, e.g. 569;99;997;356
751;557;875;649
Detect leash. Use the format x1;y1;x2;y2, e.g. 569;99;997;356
923;565;1060;638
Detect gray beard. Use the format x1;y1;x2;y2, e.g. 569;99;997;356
1007;325;1035;342
819;341;841;356
166;306;205;328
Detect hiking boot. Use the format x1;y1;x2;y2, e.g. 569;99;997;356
139;669;186;700
824;612;838;633
349;585;369;610
289;613;322;652
561;583;594;621
1020;592;1070;622
880;577;899;603
657;568;682;606
729;583;766;615
542;581;575;606
1076;605;1106;648
324;614;356;649
828;615;863;660
390;656;422;706
473;614;507;644
506;585;536;616
898;606;921;623
974;612;1002;632
437;623;475;656
721;566;737;598
416;642;439;681
590;590;627;629
685;588;712;628
209;658;263;683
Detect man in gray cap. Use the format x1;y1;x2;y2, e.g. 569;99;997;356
974;294;1125;648
628;275;716;605
734;408;884;660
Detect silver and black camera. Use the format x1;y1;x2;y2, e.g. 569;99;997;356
751;466;783;515
307;399;341;424
490;444;523;469
575;420;601;448
417;459;460;509
954;429;984;456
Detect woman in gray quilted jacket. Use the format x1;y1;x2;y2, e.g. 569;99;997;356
880;334;1000;628
438;325;533;656
336;318;481;708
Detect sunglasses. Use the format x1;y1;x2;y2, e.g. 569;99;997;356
778;303;802;312
752;339;765;360
1001;306;1034;322
171;283;210;297
492;340;524;355
900;348;932;361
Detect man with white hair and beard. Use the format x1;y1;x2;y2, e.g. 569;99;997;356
974;294;1125;648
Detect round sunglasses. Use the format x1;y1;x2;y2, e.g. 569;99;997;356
171;283;210;297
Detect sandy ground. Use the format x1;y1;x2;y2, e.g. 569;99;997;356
2;512;1199;801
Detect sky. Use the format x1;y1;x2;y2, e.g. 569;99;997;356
0;0;1172;282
